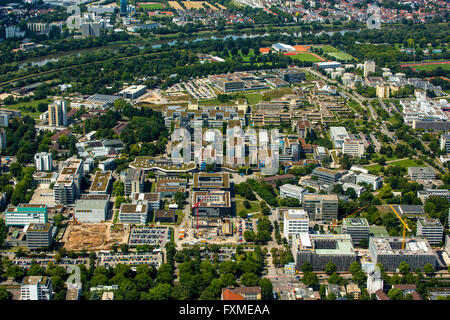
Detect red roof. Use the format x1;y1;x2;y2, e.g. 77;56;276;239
222;289;244;300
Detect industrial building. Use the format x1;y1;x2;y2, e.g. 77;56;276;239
25;223;54;249
368;237;438;272
416;218;444;246
302;194;338;221
5;204;48;227
292;233;357;271
341;218;369;246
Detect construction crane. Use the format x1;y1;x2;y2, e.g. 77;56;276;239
389;205;412;250
331;204;369;233
192;188;222;234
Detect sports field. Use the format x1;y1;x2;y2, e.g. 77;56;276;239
290;52;323;62
138;2;165;9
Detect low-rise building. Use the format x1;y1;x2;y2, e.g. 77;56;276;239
302;194;338;221
311;167;344;185
154;210;177;223
26;223;53;249
131;193;161;211
221;287;261;300
356;173;382;190
5;204;48;227
119;203;149;224
408;167;436;181
341;218;369;246
89;170;112;194
279;184;309;202
74;198;109;223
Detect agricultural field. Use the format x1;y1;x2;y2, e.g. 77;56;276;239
168;1;183;10
181;1;218;10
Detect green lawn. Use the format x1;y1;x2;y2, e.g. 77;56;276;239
290;53;322;62
411;63;450;71
244;92;263;105
139;3;164;9
236;197;261;215
366;159;428;172
370;226;389;237
1;98;50;119
328;52;355;61
313;44;337;53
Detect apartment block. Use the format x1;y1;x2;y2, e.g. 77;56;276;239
48;100;68;126
34;152;52;171
54;158;83;205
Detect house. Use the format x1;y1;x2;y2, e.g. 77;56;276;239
221;286;261;300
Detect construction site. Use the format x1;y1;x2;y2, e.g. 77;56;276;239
61;221;130;251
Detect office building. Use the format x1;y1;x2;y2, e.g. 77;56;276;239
342;183;366;197
292;233;357;271
21;276;52;300
193;172;230;191
364;60;376;78
131;193;161;211
279;184;308;203
0;111;9;127
5;204;48;227
119;85;147;99
440;133;450;153
154;210;177;223
191;191;232;218
74;198;109;223
124;168;145;196
89;171;112;194
48;100;68;126
119;203;149;224
26;223;53;249
302;194;338;221
356;173;382;190
155;178;187;198
330;127;349;148
221;287;261;300
311;167;344;185
341;218;369;246
417;189;450;203
342;139;365;157
282;208;309;243
54;158;83;205
34;152;52;171
368;237;438;272
408;167;436;181
314;61;342;71
416;218;444;246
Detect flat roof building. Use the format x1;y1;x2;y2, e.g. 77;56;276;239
192;190;232;218
54;158;84;205
119;85;147;99
311;167;344;185
155;178;187;197
356;173;382;190
124;168;145;196
74;198;109;223
342;218;369;246
5;204;48;227
368;236;438;272
302;194;338;221
292;233;357;271
408;167;436;181
281;208;309;244
21;276;52;300
119;203;149;224
26;223;53;250
89;170;112;194
131;192;161;211
330;127;349;148
193;172;230;191
416;218;443;246
279;184;309;202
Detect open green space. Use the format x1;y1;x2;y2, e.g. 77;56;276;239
139;3;164;9
1;98;51;119
370;226;389;237
244;92;263;105
236;196;261;215
290;53;323;62
411;63;450;71
328;51;355;61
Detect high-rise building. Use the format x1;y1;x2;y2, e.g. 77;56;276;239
120;0;128;15
282;208;309;244
0;111;9;127
367;265;384;294
20;276;52;300
54;158;83;205
342;139;365;157
48;100;68;126
124;168;145;196
34;152;52;171
364;60;376;78
0;128;6;150
440;133;450;153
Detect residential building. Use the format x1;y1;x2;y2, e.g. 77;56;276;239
119;203;149;224
364;60;376;78
279;184;308;202
292;233;357;271
356;173;382;190
302;194;339;221
26;223;53;249
368;237;438;272
0;111;10;127
48;100;68;126
21;276;52;300
282;208;309;243
74;198;109;223
5;204;48;227
346;284;361;300
408;167;436;181
221;287;261;300
341;218;369;246
34;152;52;171
416;218;444;246
124;168;145;196
66;283;82;300
54;158;83;205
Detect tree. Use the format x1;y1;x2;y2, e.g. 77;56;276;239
0;287;12;300
302;272;319;287
423;263;435;277
259;278;273;300
328;272;343;285
349;261;361;275
388;288;404;300
324;262;337;275
146;283;172;300
301;262;313;273
112;180;124;196
399;261;410;275
220;273;237;287
240;272;259;287
174;192;186;208
243;230;256;243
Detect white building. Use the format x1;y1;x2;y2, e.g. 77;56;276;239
20;276;52;300
119;85;147;99
34;152;53;171
366;266;383;294
342;183;366;197
440;133;450;153
279;184;308;202
283;209;309;244
417;218;444;246
0;128;6;150
119;203;149;224
356;173;382;190
330;127;350;148
364;60;376;78
74;198;109;223
342;139;365;157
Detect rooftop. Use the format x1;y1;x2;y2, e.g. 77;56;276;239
89;171;112;193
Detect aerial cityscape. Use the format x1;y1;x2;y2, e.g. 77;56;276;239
0;0;449;306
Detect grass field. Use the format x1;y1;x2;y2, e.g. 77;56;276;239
411;63;450;71
328;51;355;61
1;98;51;119
314;45;337;53
236;198;261;215
290;52;323;62
244;92;263;105
366;159;428;172
139;2;164;9
370;226;389;237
